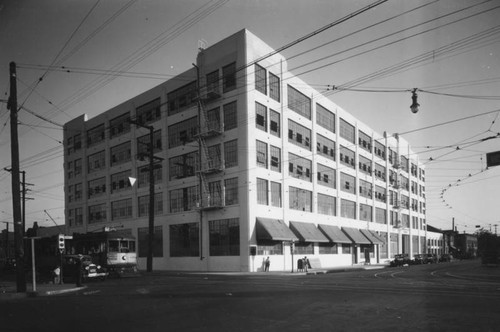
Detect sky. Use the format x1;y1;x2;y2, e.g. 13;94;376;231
0;0;499;234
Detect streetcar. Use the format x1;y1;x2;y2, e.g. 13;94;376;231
67;230;139;277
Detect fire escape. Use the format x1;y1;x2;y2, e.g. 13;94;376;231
194;55;224;211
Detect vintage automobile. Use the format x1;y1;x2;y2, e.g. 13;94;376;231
390;254;411;267
61;255;108;282
424;253;438;264
412;254;425;264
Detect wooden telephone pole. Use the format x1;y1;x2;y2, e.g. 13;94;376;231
7;61;26;292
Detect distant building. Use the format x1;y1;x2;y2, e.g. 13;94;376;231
63;29;427;272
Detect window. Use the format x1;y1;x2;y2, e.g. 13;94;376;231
223;62;236;93
111;198;133;220
137;163;162;188
339;145;355;169
168;116;198;148
270;182;281;207
167;81;197;116
340;199;356;219
138;226;163;257
109;112;130;138
289;186;312;212
170;223;199;257
257;241;283;255
269;109;280;137
74;158;82;177
255;64;266;94
138;192;163;217
137;130;162;157
269;72;280;102
67;161;73;179
88;150;105;173
376;207;387;224
287;85;311;119
204;107;221;133
137;98;161;124
224;139;238;168
110;141;131;166
257;178;268;205
206;70;220;96
342;243;352;254
75;207;83;226
319;243;338;254
88;204;107;224
316;134;335;161
169;186;198;213
223;101;237;131
359;155;372;175
288;153;312;181
318;193;336;216
288;119;311;150
375;185;386;203
340;172;355;194
270;145;281;173
74;183;82;201
209;218;240;256
224;178;238;206
359;179;372;199
256;140;268;168
358;130;372;153
111;170;132;193
86;124;105;147
317;163;336;189
339;118;355;143
207;181;222;207
169;151;197;180
360;203;372;222
375;140;386;160
374;163;386;182
255;102;267;131
316;104;335;133
203;144;222;171
88;177;106;199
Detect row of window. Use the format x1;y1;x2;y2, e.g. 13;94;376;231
67;61;238;155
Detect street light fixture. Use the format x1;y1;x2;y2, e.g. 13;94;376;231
410;88;420;114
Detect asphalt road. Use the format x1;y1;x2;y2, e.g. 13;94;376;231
2;260;499;332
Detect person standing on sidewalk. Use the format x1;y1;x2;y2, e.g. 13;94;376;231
265;257;270;272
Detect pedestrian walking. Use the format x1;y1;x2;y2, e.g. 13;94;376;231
265;256;270;272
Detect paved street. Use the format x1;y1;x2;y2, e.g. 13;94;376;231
2;260;499;331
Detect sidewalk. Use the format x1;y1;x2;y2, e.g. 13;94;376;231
0;280;87;300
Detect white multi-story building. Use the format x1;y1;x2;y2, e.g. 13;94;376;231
63;29;427;272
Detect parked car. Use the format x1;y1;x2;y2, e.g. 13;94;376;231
61;255;108;282
390;254;411;267
439;254;452;262
412;254;425;265
424;253;438;264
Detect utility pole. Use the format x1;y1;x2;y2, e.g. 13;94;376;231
7;61;26;292
129;119;162;272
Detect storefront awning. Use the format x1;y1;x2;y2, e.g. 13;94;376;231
318;224;353;244
360;229;384;245
256;218;298;241
290;221;329;243
369;231;386;244
341;227;371;245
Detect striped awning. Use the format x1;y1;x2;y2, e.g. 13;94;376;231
341;227;371;245
360;229;384;244
290;221;329;243
256;218;298;241
318;224;353;244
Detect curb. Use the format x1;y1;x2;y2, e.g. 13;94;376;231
1;285;87;300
